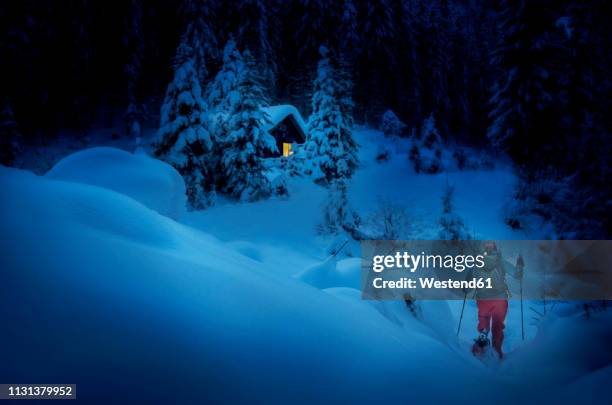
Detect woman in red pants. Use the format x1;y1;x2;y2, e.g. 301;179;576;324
468;241;523;359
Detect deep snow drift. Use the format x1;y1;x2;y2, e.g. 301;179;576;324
46;147;186;220
1;128;610;404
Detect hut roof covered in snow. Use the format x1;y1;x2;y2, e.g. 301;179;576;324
261;105;308;142
260;105;308;157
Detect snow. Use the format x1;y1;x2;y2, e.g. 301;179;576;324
2;126;610;403
1;166;488;403
349;128;518;240
46;147;186;220
296;257;361;290
184;177;327;275
261;104;308;138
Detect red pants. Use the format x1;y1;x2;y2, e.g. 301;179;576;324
477;299;508;357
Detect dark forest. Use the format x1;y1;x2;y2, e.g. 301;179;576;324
1;0;610;237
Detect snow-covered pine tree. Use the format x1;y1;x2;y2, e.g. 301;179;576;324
408;145;422;173
439;181;470;240
305;46;358;184
153;38;214;209
408;113;442;174
336;55;355;129
319;178;360;235
381;109;407;137
206;38;245;139
420;113;442;149
220;50;277;202
0;98;20;167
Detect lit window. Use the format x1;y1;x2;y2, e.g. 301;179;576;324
283;143;294;157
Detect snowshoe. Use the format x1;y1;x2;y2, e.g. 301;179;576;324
471;332;490;357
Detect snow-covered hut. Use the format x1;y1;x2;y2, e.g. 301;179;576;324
261;105;307;157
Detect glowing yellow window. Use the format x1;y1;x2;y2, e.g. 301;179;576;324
282;143;294;157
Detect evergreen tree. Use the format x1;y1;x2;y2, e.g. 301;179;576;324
0;98;20;167
206;38;244;115
431;0;453;132
561;1;611;182
408;145;422;173
487;0;563;166
486;0;611;238
362;0;396;63
180;0;219;87
399;0;474;133
459;0;495;141
319;178;360;235
337;57;355;130
294;0;331;61
153;39;214;209
359;0;396;123
68;0;95;133
400;0;424;122
380;109;407;137
123;0;145;146
284;0;342;117
236;0;277;94
338;0;360;52
305;46;359;184
439;181;470;240
408;113;443;174
415;0;450;130
204;39;249;196
421;113;442;149
221;50;277;202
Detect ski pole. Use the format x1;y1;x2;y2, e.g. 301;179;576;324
517;254;525;341
457;292;467;336
520;277;525;340
331;239;349;258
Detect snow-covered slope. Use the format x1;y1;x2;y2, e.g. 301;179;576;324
1;127;609;404
0;166;492;403
46;147;186;220
349;128;520;239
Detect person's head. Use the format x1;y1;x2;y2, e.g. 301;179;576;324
483;241;498;254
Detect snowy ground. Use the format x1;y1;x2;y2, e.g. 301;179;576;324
2;127;610;403
185;127;540;353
